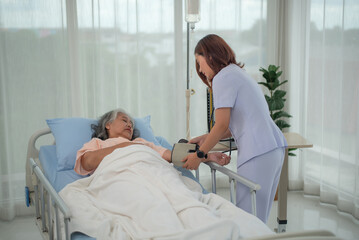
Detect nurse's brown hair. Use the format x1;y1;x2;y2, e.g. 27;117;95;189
194;34;244;88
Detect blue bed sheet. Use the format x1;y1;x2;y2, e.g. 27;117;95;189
39;145;87;192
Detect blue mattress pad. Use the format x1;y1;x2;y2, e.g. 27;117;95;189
39;145;87;192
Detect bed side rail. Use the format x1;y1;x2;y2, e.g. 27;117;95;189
26;127;52;192
204;162;261;216
29;157;71;240
243;229;339;240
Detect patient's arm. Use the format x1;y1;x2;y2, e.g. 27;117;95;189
206;152;231;166
81;142;142;172
162;150;172;163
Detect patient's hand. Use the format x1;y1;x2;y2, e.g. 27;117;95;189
206;152;231;166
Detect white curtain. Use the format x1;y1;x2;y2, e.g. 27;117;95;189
0;0;184;221
281;0;359;221
0;0;71;220
303;0;359;219
0;0;268;221
71;0;184;140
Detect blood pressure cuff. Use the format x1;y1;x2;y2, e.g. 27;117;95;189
171;141;198;167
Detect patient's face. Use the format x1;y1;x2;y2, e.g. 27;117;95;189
195;54;215;80
106;113;134;140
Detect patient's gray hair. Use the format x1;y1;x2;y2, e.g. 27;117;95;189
91;108;140;140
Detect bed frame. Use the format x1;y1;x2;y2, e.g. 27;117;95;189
25;128;340;240
25;128;261;240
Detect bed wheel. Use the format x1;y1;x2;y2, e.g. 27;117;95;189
25;186;30;207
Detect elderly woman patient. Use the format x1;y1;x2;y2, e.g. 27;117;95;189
74;108;230;176
60;108;273;239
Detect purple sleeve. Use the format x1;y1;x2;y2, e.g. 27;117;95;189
213;75;237;109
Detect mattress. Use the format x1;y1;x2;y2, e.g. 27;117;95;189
39;145;87;193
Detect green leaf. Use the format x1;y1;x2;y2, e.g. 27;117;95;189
267;82;279;90
268;65;278;72
269;80;284;90
276;71;283;78
275;119;291;130
272;111;292;120
262;72;270;81
268;71;277;82
259;67;267;73
288;148;297;157
258;82;271;89
264;95;271;102
276;80;288;88
273;90;286;98
266;82;274;90
268;98;284;111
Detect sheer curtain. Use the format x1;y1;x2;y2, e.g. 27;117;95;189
0;0;267;220
0;0;183;221
303;0;359;220
282;0;359;221
73;0;184;142
0;0;70;220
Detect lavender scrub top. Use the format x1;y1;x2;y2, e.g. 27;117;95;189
212;64;287;167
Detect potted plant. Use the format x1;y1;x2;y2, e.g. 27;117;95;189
258;65;295;156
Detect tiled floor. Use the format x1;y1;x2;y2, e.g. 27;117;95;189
268;191;359;240
1;191;359;240
218;190;359;240
0;215;42;239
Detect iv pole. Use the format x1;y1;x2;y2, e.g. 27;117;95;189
185;22;193;141
185;0;200;141
185;0;200;178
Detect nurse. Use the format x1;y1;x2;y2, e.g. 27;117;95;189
182;34;287;223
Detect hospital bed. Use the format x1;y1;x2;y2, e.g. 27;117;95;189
25;117;340;240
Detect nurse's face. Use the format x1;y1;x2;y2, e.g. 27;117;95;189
106;113;134;140
195;54;215;81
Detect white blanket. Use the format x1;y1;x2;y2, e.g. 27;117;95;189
60;145;273;240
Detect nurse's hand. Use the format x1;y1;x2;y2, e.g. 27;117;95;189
207;152;231;166
189;134;208;146
182;153;202;170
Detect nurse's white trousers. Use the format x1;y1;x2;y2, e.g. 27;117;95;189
236;147;285;223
